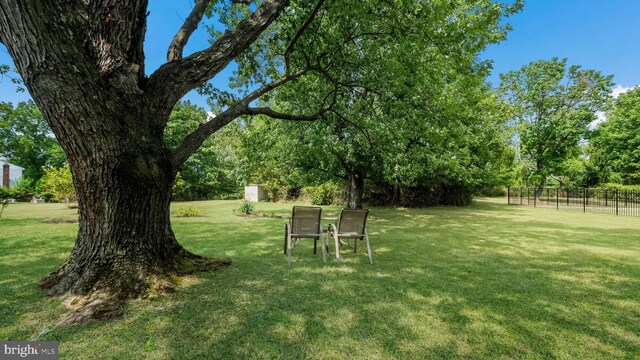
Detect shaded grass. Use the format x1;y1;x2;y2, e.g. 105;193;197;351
0;199;639;358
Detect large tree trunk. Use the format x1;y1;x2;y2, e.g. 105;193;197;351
36;113;230;326
0;0;291;325
535;175;547;200
347;172;364;209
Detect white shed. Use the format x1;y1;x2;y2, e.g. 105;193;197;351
244;184;268;202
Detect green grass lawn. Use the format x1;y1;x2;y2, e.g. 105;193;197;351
1;199;639;359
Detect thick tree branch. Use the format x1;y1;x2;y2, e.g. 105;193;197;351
147;0;289;116
243;68;310;104
313;62;382;96
167;0;210;62
284;0;326;75
244;106;324;121
88;0;148;82
245;81;337;123
330;109;373;147
171;67;310;167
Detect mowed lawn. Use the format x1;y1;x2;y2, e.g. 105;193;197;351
1;198;639;359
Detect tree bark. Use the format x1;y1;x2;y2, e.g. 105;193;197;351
34;107;231;326
347;172;364;209
535;176;547;200
0;0;291;324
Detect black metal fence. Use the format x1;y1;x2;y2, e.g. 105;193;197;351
508;187;640;217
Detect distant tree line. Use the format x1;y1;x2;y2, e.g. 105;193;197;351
2;62;639;206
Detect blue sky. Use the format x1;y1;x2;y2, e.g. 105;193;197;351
483;0;640;93
1;0;639;109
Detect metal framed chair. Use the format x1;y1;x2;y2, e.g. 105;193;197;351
327;208;372;264
284;206;325;265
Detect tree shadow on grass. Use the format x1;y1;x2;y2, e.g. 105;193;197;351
2;201;640;358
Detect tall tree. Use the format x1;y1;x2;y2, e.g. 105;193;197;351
499;58;613;195
254;17;516;209
0;101;66;181
0;0;519;323
165;101;243;200
589;87;640;185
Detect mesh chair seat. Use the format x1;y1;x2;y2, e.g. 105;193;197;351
325;208;372;264
284;206;323;265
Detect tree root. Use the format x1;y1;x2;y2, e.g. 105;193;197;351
40;252;232;326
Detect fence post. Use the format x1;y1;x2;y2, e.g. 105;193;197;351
566;189;569;206
520;188;523;205
583;188;586;212
556;188;559;210
616;189;619;216
534;189;537;208
507;186;510;204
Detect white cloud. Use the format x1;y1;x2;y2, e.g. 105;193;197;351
589;84;638;129
590;111;606;129
611;84;635;98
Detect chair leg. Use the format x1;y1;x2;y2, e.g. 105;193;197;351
283;224;288;255
321;234;327;264
333;233;341;263
314;237;317;255
287;234;292;266
365;231;373;265
354;237;357;253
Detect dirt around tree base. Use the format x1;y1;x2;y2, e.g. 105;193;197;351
40;253;231;327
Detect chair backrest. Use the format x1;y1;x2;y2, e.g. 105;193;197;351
291;206;322;235
337;209;369;235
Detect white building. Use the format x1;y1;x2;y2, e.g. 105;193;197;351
0;158;23;188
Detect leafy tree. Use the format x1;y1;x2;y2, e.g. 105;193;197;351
250;10;519;208
5;176;37;201
239;118;306;200
589;87;640;185
499;58;613;195
376;75;514;205
248;55;514;208
165;101;243;200
37;164;76;202
0;101;66;182
0;0;520;323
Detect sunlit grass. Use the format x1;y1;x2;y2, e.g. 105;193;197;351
0;198;639;358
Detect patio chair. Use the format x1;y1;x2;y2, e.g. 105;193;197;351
284;206;325;265
327;208;372;264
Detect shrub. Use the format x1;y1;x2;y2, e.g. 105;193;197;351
214;192;244;200
475;186;507;197
175;207;204;217
0;186;13;200
366;183;473;207
233;200;255;215
37;191;55;202
38;165;76;202
302;182;343;205
598;183;640;191
10;177;36;202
